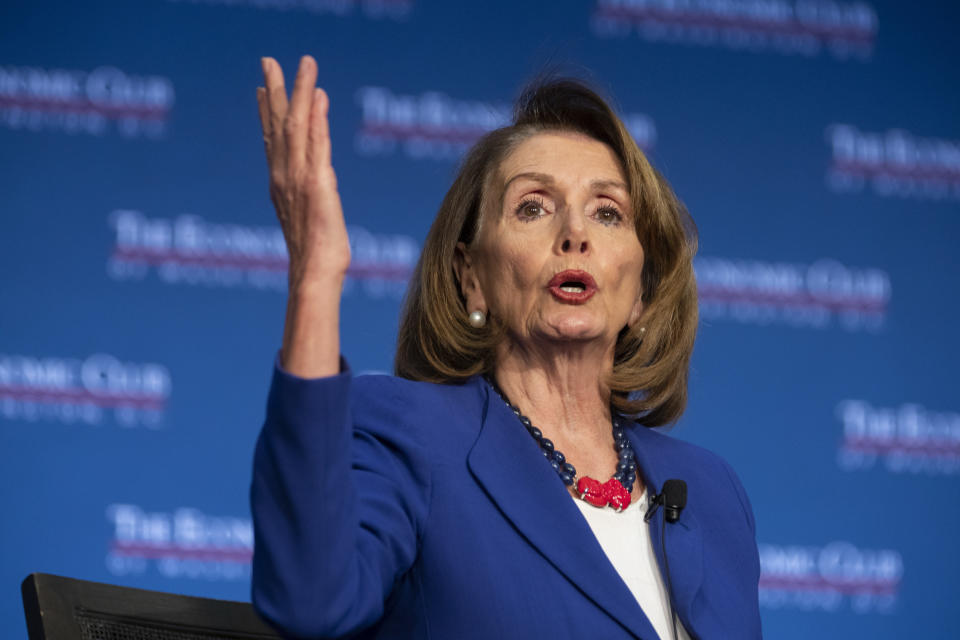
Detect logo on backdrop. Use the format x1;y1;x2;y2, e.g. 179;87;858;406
166;0;412;20
759;541;902;613
0;353;171;427
355;86;657;160
0;65;174;137
837;399;960;475
107;209;418;298
695;256;890;331
826;124;960;202
591;0;877;59
106;504;252;581
355;86;510;160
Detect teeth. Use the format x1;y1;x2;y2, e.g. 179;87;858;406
560;285;585;293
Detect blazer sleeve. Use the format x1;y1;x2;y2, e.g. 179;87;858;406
250;357;432;639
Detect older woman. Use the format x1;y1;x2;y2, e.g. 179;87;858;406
251;56;761;640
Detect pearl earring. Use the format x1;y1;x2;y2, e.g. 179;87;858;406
468;310;486;328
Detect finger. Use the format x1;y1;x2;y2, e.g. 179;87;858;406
307;88;332;169
256;87;276;168
285;55;318;170
261;57;288;143
256;87;270;140
257;86;284;178
261;58;289;183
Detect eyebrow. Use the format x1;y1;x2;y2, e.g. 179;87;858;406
590;178;629;192
502;172;555;192
502;172;628;194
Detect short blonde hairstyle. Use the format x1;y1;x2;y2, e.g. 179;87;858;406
395;80;698;427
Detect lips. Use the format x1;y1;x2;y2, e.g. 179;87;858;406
547;270;597;304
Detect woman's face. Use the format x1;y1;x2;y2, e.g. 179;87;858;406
458;131;645;352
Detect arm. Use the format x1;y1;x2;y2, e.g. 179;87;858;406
250;365;431;638
256;55;348;378
252;57;430;637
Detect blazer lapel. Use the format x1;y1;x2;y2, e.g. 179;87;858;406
466;380;659;639
627;426;705;630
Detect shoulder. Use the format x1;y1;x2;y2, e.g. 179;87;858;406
351;373;484;414
349;374;487;441
352;371;478;397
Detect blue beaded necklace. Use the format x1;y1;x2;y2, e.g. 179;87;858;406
486;377;639;511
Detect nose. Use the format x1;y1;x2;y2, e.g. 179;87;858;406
556;210;589;255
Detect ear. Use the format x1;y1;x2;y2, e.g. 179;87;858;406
454;241;488;315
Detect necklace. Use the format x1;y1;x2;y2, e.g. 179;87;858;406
486;378;638;512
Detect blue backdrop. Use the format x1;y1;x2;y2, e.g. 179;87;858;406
2;0;959;637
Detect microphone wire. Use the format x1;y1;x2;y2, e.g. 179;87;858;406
660;502;680;640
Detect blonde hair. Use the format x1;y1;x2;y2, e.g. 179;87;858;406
395;80;698;427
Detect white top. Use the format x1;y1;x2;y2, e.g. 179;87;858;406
573;488;692;640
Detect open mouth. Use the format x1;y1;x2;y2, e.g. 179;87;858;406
559;281;587;293
547;270;597;304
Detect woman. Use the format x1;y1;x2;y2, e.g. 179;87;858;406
251;55;761;639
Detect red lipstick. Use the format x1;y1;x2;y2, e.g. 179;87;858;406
547;270;597;304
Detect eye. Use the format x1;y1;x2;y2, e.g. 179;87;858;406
595;204;623;226
515;196;547;222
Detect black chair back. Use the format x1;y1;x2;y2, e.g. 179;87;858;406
21;573;281;639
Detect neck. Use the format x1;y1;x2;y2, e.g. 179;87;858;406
492;336;614;442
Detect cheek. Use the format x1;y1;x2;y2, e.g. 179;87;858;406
481;245;543;310
614;246;645;297
633;252;645;291
628;238;645;280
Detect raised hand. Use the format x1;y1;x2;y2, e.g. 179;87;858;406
257;55;349;377
257;55;350;292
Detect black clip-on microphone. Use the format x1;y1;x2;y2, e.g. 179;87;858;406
644;478;686;524
644;479;687;640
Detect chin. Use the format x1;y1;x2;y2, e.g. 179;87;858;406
545;321;605;342
528;310;614;344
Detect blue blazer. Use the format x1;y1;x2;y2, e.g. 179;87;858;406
251;362;762;639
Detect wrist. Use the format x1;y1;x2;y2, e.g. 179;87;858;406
289;272;346;301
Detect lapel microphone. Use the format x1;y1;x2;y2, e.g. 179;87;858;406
644;478;687;523
643;479;688;640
